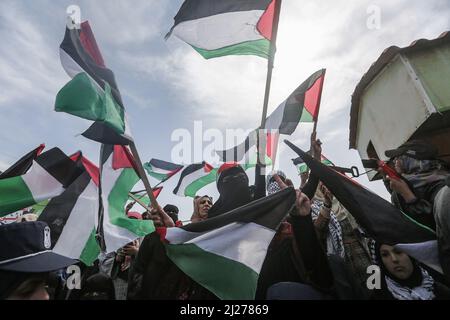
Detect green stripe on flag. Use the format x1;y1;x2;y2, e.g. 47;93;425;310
299;110;314;122
184;169;218;198
108;168;154;235
0;176;35;216
55;72;125;134
79;229;101;266
193;39;270;60
166;243;259;300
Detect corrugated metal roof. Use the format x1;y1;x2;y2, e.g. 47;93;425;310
349;31;450;149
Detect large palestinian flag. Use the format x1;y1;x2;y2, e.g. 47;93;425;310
0;148;82;217
158;187;296;299
144;159;183;182
167;0;276;59
57;21;132;145
285;140;441;273
98;145;155;253
0;144;45;180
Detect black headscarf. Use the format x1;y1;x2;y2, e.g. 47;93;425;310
374;242;423;289
207;165;253;218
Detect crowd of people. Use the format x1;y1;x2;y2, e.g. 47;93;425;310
1;135;449;300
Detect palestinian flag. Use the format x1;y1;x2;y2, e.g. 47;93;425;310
0;148;82;217
0;144;45;180
129;187;163;207
265;69;326;128
292;154;333;174
285;140;441;273
167;0;276;59
58;21;132;145
98;145;155;253
158;187;296;300
216;130;278;164
217;69;325;162
173;162;215;197
144;159;183;182
39;168;101;266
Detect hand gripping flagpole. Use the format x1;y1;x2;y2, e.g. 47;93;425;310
258;0;283;167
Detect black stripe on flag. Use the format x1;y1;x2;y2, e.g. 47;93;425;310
0;144;44;180
172;0;273;26
38;171;92;247
173;162;206;195
149;159;183;172
277;69;325;135
284;140;435;244
181;187;295;233
60;27;124;108
35;148;83;188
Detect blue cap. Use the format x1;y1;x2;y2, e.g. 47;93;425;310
0;221;77;273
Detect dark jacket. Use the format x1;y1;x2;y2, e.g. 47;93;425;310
127;232;217;300
255;174;334;299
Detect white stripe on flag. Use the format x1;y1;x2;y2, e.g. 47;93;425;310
22;161;65;203
173;10;265;50
53;180;98;259
175;167;209;196
101;154;139;253
166;222;275;274
395;240;442;274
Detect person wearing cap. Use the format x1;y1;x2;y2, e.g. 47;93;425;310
0;221;77;300
384;140;450;280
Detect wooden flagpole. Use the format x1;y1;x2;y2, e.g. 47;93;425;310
258;0;283;166
129;142;159;209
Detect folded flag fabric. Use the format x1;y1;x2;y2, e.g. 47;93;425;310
284;140;440;272
158;187;296;299
144;159;183;182
0;144;45;180
58;21;132;145
98;145;155;253
0;148;82;217
167;0;275;59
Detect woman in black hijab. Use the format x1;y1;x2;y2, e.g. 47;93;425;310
207;162;265;218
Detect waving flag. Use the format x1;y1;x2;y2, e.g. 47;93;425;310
39;168;100;266
144;159;183;182
57;21;132;145
167;0;276;59
0;144;45;180
173;162;215;197
98;145;154;253
217;69;326;162
159;187;295;299
0;148;82;217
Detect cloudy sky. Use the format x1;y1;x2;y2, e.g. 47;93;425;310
1;0;449;221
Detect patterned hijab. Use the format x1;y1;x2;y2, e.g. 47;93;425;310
398;155;449;190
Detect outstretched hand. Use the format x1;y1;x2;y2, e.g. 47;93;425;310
273;174;294;190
